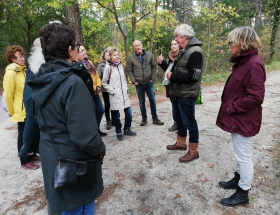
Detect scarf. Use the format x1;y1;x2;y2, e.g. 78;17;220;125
168;49;179;62
83;57;96;74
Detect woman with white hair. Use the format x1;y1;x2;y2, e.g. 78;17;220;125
19;38;45;158
216;26;266;206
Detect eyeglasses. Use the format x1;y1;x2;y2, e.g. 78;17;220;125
228;41;234;46
75;43;81;50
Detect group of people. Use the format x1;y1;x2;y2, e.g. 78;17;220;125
2;21;266;214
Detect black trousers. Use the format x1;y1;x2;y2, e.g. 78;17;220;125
102;91;113;122
18;122;30;165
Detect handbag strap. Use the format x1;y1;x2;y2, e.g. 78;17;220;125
39;108;60;158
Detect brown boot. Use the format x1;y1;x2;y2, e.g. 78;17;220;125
166;135;187;150
179;142;199;162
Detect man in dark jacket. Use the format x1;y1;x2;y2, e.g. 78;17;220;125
127;40;164;126
165;24;203;163
28;22;106;214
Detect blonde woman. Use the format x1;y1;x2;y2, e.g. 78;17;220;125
216;27;266;206
102;48;136;141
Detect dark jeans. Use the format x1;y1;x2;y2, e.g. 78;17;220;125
111;106;132;134
93;94;105;129
102;92;113;121
135;82;157;120
172;97;199;143
18;122;30;164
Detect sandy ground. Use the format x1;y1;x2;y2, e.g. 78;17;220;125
0;70;279;215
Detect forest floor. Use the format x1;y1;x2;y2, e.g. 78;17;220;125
0;70;279;215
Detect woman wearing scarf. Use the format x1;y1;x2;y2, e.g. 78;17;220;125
157;40;180;132
216;26;266;207
78;45;107;137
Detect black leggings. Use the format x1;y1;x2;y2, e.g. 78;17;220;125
102;92;112;121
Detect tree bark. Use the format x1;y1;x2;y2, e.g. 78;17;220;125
149;0;158;52
255;0;262;28
66;1;83;44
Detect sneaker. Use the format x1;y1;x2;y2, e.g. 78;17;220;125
124;129;137;136
98;129;107;137
153;118;164;125
168;122;177;132
117;134;124;141
140;118;147;126
30;155;41;162
21;162;39;170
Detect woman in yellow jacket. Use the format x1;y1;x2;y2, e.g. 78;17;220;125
3;45;39;170
78;45;107;136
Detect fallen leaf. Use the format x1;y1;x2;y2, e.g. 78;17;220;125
118;174;125;181
175;193;182;198
198;173;203;180
204;178;210;182
207;163;214;168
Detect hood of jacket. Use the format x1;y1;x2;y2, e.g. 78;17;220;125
28;59;84;108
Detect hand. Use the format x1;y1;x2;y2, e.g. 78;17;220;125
166;72;172;80
95;87;101;94
157;54;163;64
150;80;154;82
134;82;138;86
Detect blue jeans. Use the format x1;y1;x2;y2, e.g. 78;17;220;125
172;97;199;143
135;82;157;120
112;106;132;134
93;94;105;129
62;201;95;215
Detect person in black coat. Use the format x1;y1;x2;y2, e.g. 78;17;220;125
28;22;106;214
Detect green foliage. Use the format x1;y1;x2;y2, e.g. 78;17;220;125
265;61;280;72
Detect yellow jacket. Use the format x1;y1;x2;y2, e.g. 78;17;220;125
3;63;26;122
90;72;101;92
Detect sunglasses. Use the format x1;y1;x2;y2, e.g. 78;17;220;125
228;41;234;46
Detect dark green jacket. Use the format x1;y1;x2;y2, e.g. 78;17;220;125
28;59;106;213
127;50;157;84
169;37;203;98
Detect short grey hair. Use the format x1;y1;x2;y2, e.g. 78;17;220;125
174;24;195;38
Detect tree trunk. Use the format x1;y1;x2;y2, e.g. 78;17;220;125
255;0;262;28
269;4;280;63
149;0;158;52
66;1;83;44
183;0;192;23
132;0;136;43
204;0;211;73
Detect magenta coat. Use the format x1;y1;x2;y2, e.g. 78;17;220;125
216;49;266;137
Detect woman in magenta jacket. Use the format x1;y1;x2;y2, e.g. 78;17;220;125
216;27;266;207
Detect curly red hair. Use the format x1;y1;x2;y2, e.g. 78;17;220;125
5;45;25;63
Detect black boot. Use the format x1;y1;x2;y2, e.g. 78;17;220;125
219;172;240;189
98;129;107;137
220;186;249;207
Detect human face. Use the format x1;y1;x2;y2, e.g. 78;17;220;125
133;40;143;55
229;41;241;56
78;45;88;61
104;51;109;61
111;51;120;63
170;40;179;52
12;51;25;66
175;34;189;49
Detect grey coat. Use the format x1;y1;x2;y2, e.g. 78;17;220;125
102;61;130;110
127;50;157;84
28;60;106;213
